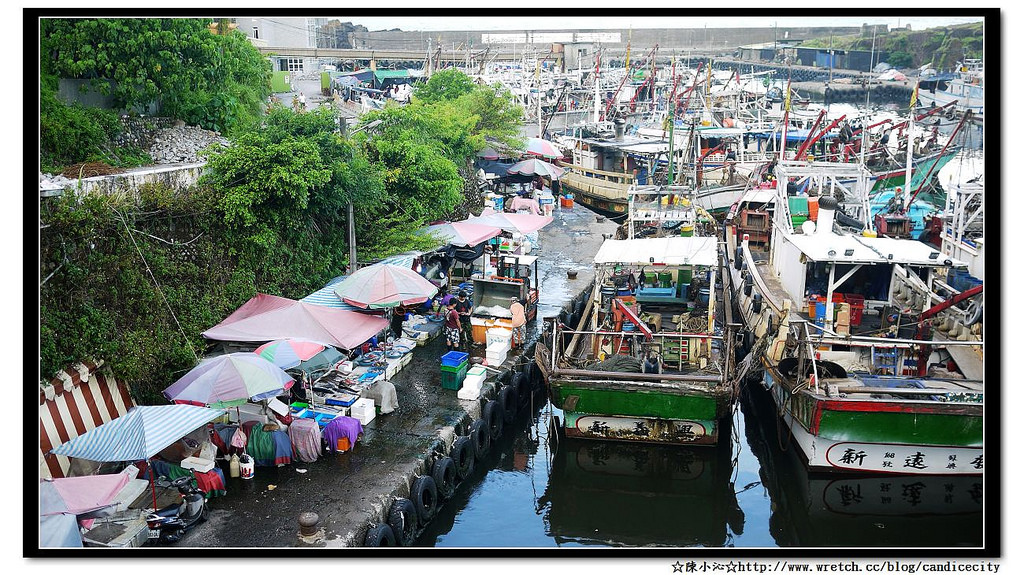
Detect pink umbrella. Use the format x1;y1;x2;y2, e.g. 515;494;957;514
163;353;294;408
467;209;554;234
507;158;565;180
333;263;439;309
524;137;563;159
254;338;327;369
423;221;503;247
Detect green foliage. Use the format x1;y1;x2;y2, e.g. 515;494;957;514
413;68;477;103
886;51;913;69
41;18;271;134
40;87;117;171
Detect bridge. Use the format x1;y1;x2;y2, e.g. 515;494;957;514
256;46;560;65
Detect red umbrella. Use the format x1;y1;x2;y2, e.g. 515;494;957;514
333;263;439;310
524;137;562;159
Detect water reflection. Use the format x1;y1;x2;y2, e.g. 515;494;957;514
539;436;744;546
740;384;984;547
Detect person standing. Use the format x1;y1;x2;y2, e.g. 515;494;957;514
455;290;474;349
509;297;526;349
443;301;461;352
390;305;406;340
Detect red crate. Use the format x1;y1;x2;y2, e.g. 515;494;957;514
843;294;865;326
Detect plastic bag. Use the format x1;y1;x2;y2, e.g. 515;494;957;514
230;427;248;449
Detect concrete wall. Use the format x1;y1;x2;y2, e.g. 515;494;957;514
235;17;316;48
40;163;206;201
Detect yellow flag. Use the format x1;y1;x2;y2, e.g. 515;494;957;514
784;79;792;112
909;82;919;108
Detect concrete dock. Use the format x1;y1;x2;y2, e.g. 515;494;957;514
176;202;619;547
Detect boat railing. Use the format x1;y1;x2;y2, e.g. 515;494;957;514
739;236;786;316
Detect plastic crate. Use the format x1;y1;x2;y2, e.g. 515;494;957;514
440;360;468;373
441;363;468;390
441;351;469;367
844;294;865;326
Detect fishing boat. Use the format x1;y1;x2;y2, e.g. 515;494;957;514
739;384;983;546
916;59;984;122
723;160;984;475
536;186;737;445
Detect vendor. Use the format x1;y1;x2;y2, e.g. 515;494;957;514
390;305;406;340
455;290;474;350
509;297;526;349
444;300;461;352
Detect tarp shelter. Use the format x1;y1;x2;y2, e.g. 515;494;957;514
373;69;411;91
301;276;361;311
202;294;389;350
467;208;554;234
593;237;719;267
40;473;134;547
422;221;503;248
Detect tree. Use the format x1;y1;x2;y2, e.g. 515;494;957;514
414;68;477;103
41;18;271;134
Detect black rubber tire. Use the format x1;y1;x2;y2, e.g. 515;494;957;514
529;360;543;390
364;523;396;547
470;419;491;458
411;475;438;523
499;384;517;424
431;456;456;500
387;497;418;546
451;435;475;480
159;527;184;544
573;300;584;318
515;371;531;410
559;310;569;326
568;311;579;329
482;399;503;440
498;369;512;386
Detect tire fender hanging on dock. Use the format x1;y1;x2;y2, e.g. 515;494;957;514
499;384;518;424
364;523;397;547
451;435;476;480
482;400;503;440
387;498;418;547
411;475;438;523
431;456;456;500
470;419;491;459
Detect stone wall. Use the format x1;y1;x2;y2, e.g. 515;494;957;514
112;116;178;150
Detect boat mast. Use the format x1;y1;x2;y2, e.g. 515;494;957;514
903;82;918;211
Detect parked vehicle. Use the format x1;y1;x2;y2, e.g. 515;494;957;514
145;474;208;544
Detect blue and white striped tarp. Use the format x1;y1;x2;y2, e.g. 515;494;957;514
50;404;224;462
300;282;359;310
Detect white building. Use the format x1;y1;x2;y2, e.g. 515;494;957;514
233;17;328;74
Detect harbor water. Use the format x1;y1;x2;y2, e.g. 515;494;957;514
417;383;984;548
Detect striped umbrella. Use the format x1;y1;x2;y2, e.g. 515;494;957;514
507;158;565;180
254;339;327;369
524;137;562;159
163;353;294;408
50;404;224;510
50;404;224;463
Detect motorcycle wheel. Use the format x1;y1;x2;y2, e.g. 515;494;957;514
159;526;185;544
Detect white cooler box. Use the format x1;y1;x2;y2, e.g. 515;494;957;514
486;328;512;348
351;398;376;425
457;380;482;400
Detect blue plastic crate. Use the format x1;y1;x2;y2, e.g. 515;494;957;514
441;351;469;367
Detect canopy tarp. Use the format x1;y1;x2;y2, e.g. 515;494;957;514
593;237;719;267
203;294;389;350
421;221;503;248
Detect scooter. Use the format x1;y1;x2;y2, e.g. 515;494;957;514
145;474;208;544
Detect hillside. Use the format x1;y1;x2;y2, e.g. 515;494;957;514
800;22;984;70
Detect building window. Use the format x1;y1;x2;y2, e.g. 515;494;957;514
286;58;304;73
252;26;259;40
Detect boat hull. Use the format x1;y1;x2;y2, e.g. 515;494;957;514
759;355;983;475
548;377;733;446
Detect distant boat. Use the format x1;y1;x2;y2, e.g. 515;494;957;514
916;59;984;121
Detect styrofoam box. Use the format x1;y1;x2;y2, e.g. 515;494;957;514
463;375;486;389
487;341;511;355
351;398;374;413
400;353;413;367
486;353;507;366
467;365;487;377
457;384;481;400
180;457;215;473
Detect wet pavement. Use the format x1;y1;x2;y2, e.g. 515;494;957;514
177;202;618;547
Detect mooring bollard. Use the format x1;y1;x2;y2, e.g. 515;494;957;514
297;511;325;545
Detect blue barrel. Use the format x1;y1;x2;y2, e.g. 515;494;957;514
698;288;711;306
815;302;827;327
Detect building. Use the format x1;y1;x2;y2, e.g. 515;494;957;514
233;17;329;73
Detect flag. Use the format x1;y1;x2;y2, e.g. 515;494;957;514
909;82;919;108
784;78;792;111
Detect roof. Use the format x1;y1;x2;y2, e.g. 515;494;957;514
593;237;719;267
786;232;966;266
374;69;410;80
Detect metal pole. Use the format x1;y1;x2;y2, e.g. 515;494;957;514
348;201;357;272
